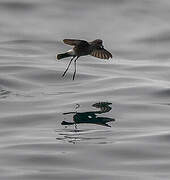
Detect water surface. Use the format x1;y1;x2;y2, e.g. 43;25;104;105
0;0;170;179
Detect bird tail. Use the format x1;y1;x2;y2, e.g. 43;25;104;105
61;121;75;125
56;53;72;60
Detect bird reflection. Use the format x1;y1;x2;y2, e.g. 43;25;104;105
61;102;115;128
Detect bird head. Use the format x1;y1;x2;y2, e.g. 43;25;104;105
91;39;104;48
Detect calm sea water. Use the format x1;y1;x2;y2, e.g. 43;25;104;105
1;0;170;179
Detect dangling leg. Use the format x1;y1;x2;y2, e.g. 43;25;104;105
73;56;79;80
62;56;75;77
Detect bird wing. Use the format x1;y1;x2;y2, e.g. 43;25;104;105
63;39;86;46
90;48;112;59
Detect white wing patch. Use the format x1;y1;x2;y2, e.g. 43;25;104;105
67;49;75;56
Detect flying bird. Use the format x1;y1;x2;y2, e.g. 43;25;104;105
56;39;112;80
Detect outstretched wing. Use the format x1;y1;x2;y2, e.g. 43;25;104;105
90;48;112;59
63;39;87;46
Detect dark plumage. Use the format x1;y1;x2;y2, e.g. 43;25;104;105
56;39;112;80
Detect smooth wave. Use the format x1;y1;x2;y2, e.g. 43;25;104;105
1;0;170;180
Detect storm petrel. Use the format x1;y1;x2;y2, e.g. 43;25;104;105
56;39;112;80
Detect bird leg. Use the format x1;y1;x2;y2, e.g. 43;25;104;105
73;56;79;80
62;56;75;77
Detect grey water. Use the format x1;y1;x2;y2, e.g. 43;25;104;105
0;0;170;179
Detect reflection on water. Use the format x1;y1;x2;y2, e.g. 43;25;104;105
56;102;115;144
62;102;115;128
